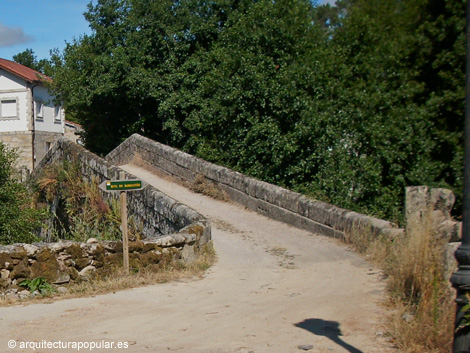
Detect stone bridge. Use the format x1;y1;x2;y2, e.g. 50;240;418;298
0;134;457;352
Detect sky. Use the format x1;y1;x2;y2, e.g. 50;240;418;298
0;0;336;62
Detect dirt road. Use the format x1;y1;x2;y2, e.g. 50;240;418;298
0;163;395;353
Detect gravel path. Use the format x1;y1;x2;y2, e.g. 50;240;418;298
0;163;395;353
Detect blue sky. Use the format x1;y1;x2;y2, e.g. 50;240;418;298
0;0;92;60
0;0;335;62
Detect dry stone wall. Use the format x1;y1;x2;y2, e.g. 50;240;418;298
107;134;403;239
0;224;208;290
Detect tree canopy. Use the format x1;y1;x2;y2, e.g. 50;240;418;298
45;0;464;223
13;48;57;77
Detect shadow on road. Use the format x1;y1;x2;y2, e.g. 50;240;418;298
294;318;363;353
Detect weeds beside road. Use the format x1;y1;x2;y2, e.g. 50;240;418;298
345;217;454;353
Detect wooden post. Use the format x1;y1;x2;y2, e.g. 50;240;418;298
120;171;129;274
98;173;143;274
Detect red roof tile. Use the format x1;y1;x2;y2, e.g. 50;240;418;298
0;58;52;83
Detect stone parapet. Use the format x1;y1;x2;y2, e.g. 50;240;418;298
108;134;403;239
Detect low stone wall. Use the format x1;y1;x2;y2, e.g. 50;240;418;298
0;221;208;290
107;134;403;239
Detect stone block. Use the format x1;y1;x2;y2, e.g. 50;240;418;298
128;241;144;252
181;244;196;263
74;257;92;270
405;186;430;224
11;258;30;279
140;250;162;265
30;260;61;283
0;252;11;267
35;248;55;262
430;188;455;220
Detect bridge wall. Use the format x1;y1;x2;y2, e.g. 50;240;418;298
35;138;210;239
107;134;403;239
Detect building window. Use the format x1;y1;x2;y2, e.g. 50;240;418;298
35;101;43;120
0;98;18;119
54;106;61;123
46;142;51;151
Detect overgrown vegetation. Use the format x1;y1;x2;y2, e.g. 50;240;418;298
0;143;46;245
345;217;454;352
23;0;462;224
190;174;228;201
36;160;140;242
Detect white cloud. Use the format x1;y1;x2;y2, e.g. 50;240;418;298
0;23;33;48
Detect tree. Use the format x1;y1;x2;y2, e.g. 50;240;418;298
52;0;254;154
181;0;333;185
52;0;465;222
0;143;46;244
13;49;56;77
316;0;465;220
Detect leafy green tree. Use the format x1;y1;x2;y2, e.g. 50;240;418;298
0;143;46;244
13;49;56;77
52;0;254;154
315;0;465;220
182;0;333;184
51;0;464;222
411;0;466;211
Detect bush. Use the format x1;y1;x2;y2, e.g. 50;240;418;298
0;143;46;244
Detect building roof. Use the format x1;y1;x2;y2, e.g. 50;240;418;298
0;58;52;83
65;120;83;129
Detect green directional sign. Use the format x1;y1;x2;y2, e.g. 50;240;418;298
105;179;143;191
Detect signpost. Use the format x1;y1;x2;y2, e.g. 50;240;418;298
99;173;144;274
105;180;143;191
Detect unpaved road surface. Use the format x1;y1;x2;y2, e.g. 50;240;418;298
1;163;395;353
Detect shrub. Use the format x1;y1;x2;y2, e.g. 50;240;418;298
0;143;46;245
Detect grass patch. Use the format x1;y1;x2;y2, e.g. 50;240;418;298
190;174;228;201
345;219;454;352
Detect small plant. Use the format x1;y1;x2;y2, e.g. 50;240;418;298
19;277;55;295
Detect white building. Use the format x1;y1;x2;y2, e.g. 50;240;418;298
0;58;65;172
